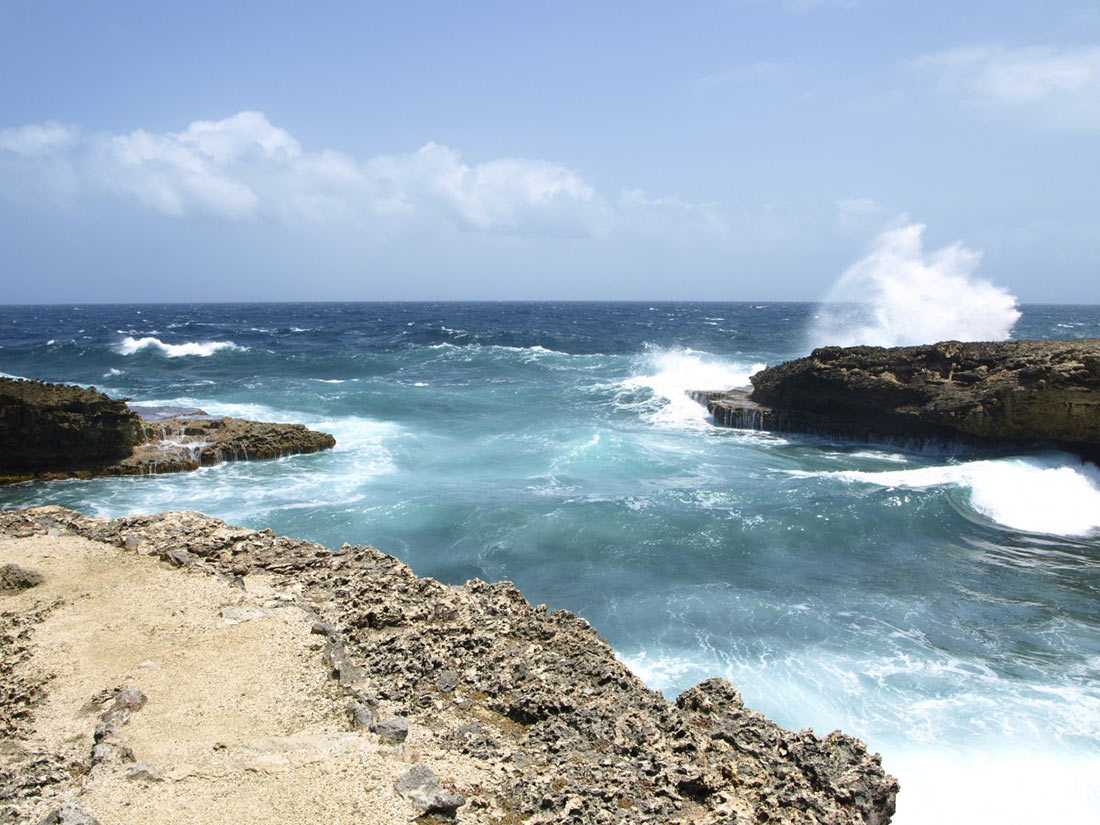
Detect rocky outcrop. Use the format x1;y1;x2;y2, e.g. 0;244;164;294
0;381;335;484
696;339;1100;458
0;379;144;472
1;506;899;824
112;411;337;476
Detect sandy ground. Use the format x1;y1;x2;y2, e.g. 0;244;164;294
1;533;498;824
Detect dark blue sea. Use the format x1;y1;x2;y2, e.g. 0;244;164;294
2;302;1099;822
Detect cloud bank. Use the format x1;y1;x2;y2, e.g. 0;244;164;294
0;111;722;238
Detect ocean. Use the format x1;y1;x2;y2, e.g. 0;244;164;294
2;301;1098;823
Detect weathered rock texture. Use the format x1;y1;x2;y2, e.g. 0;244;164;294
0;380;335;484
0;379;144;472
695;339;1100;457
1;506;899;824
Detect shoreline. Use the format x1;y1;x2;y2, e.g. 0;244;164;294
2;505;898;824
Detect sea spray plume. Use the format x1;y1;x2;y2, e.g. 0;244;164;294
808;223;1021;349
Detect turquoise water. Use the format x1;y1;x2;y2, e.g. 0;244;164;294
2;302;1099;823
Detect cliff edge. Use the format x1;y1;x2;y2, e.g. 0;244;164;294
1;506;898;824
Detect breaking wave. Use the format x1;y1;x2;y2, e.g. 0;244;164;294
116;336;247;358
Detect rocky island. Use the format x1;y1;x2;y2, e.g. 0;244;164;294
1;506;899;824
0;379;335;484
693;339;1100;460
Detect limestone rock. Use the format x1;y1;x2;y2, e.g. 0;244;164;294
36;803;101;825
0;564;44;591
698;339;1100;459
393;764;465;816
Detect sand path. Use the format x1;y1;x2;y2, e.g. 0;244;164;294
1;533;494;824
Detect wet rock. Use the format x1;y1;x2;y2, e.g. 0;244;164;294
0;380;335;484
0;378;144;476
393;764;465;816
0;564;44;592
698;339;1100;460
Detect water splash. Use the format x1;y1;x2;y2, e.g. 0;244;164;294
618;347;765;428
809;223;1020;349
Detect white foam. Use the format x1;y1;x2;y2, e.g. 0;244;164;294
888;747;1100;825
618;347;765;428
104;368;123;377
807;455;1100;537
809;223;1020;348
116;336;246;358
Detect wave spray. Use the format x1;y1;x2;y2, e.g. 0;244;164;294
808;223;1021;349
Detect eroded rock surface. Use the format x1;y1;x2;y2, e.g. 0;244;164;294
0;379;143;473
1;506;899;824
0;380;335;484
697;339;1100;458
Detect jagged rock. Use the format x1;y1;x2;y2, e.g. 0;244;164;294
393;764;465;816
0;564;44;591
36;803;101;825
696;339;1100;459
1;507;900;823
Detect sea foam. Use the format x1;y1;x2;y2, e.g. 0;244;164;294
116;336;246;358
809;454;1100;537
618;347;765;428
809;223;1021;349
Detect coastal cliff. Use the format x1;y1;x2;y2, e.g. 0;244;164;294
695;339;1100;457
0;380;335;484
1;506;899;824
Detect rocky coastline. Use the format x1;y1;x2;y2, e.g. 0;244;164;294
0;379;335;484
693;339;1100;459
1;506;899;824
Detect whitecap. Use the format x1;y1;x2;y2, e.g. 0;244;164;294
115;336;246;358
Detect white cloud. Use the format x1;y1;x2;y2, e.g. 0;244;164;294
913;44;1100;130
0;111;715;238
0;122;78;157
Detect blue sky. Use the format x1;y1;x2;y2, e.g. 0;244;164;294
1;0;1098;302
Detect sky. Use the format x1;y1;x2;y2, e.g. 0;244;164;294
1;0;1098;303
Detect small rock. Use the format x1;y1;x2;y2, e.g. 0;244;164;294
371;716;409;744
347;702;374;730
310;621;337;637
126;762;164;782
435;670;459;693
394;763;465;816
112;687;147;712
91;741;134;765
218;606;272;626
36;803;102;825
0;563;44;591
